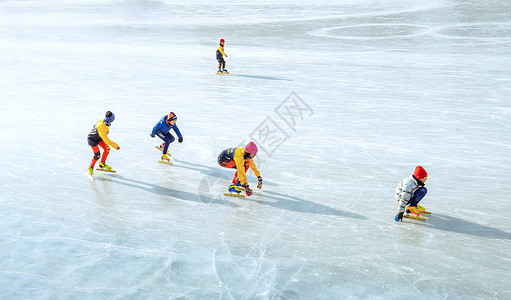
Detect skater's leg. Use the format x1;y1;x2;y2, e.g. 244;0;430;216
408;187;427;207
90;145;100;168
157;132;174;154
163;133;174;154
97;141;110;164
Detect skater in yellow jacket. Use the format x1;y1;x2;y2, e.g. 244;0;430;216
87;111;120;175
216;38;229;74
217;142;262;196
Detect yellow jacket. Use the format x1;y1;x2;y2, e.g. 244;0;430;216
217;45;227;56
95;120;119;149
233;147;260;185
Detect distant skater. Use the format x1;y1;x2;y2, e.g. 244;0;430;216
394;166;428;221
216;38;229;74
217;142;262;196
150;112;183;162
87;111;120;175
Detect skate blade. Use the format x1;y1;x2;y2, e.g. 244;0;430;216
96;168;116;173
224;193;245;197
404;214;426;221
159;160;173;165
87;173;94;181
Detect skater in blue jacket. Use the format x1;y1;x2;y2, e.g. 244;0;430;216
150;112;183;161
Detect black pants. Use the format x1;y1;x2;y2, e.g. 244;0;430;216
216;51;225;69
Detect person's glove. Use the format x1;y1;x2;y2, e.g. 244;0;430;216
243;183;252;196
150;134;155;138
394;212;404;221
178;137;183;143
116;146;120;150
257;176;263;189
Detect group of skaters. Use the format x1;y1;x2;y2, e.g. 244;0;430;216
87;111;262;197
86;38;427;218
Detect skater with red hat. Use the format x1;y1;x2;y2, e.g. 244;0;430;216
217;141;262;196
216;38;229;75
150;112;183;163
394;166;428;221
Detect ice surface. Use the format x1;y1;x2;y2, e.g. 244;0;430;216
1;0;510;298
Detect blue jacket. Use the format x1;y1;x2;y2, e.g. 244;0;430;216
151;116;182;138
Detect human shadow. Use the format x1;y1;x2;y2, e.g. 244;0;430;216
229;74;292;81
423;213;511;240
94;175;239;208
248;190;366;219
173;159;278;187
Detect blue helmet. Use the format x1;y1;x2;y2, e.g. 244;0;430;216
104;111;115;123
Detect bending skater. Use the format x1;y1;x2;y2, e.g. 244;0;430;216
217;141;262;196
150;111;183;162
394;166;428;221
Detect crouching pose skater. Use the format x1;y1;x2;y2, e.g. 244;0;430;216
150;112;183;162
217;141;262;196
394;166;428;221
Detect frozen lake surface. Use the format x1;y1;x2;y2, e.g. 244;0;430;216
1;0;510;298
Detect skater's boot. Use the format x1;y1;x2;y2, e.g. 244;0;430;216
222;69;229;74
161;154;170;162
228;184;242;193
88;167;94;175
406;206;421;216
99;163;112;170
216;69;223;75
416;204;426;213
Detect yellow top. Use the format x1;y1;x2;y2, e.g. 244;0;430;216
233;147;260;185
96;120;119;149
217;45;227;56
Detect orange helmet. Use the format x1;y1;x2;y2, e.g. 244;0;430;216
166;112;177;124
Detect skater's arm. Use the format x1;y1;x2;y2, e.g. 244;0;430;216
97;122;119;149
248;159;260;178
234;148;249;185
218;45;227;56
172;124;183;139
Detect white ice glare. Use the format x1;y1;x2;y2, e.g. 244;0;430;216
1;0;510;298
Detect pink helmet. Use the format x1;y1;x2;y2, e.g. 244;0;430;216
244;142;258;154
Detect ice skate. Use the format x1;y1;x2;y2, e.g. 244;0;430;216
229;184;242;193
96;163;117;173
216;69;223;75
98;163;112;170
224;184;245;197
222;69;229;74
416;204;431;215
159;154;173;165
406;206;421;216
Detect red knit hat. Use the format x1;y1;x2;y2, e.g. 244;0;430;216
414;166;427;179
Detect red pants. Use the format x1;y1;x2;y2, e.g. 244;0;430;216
220;160;249;184
90;141;110;167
